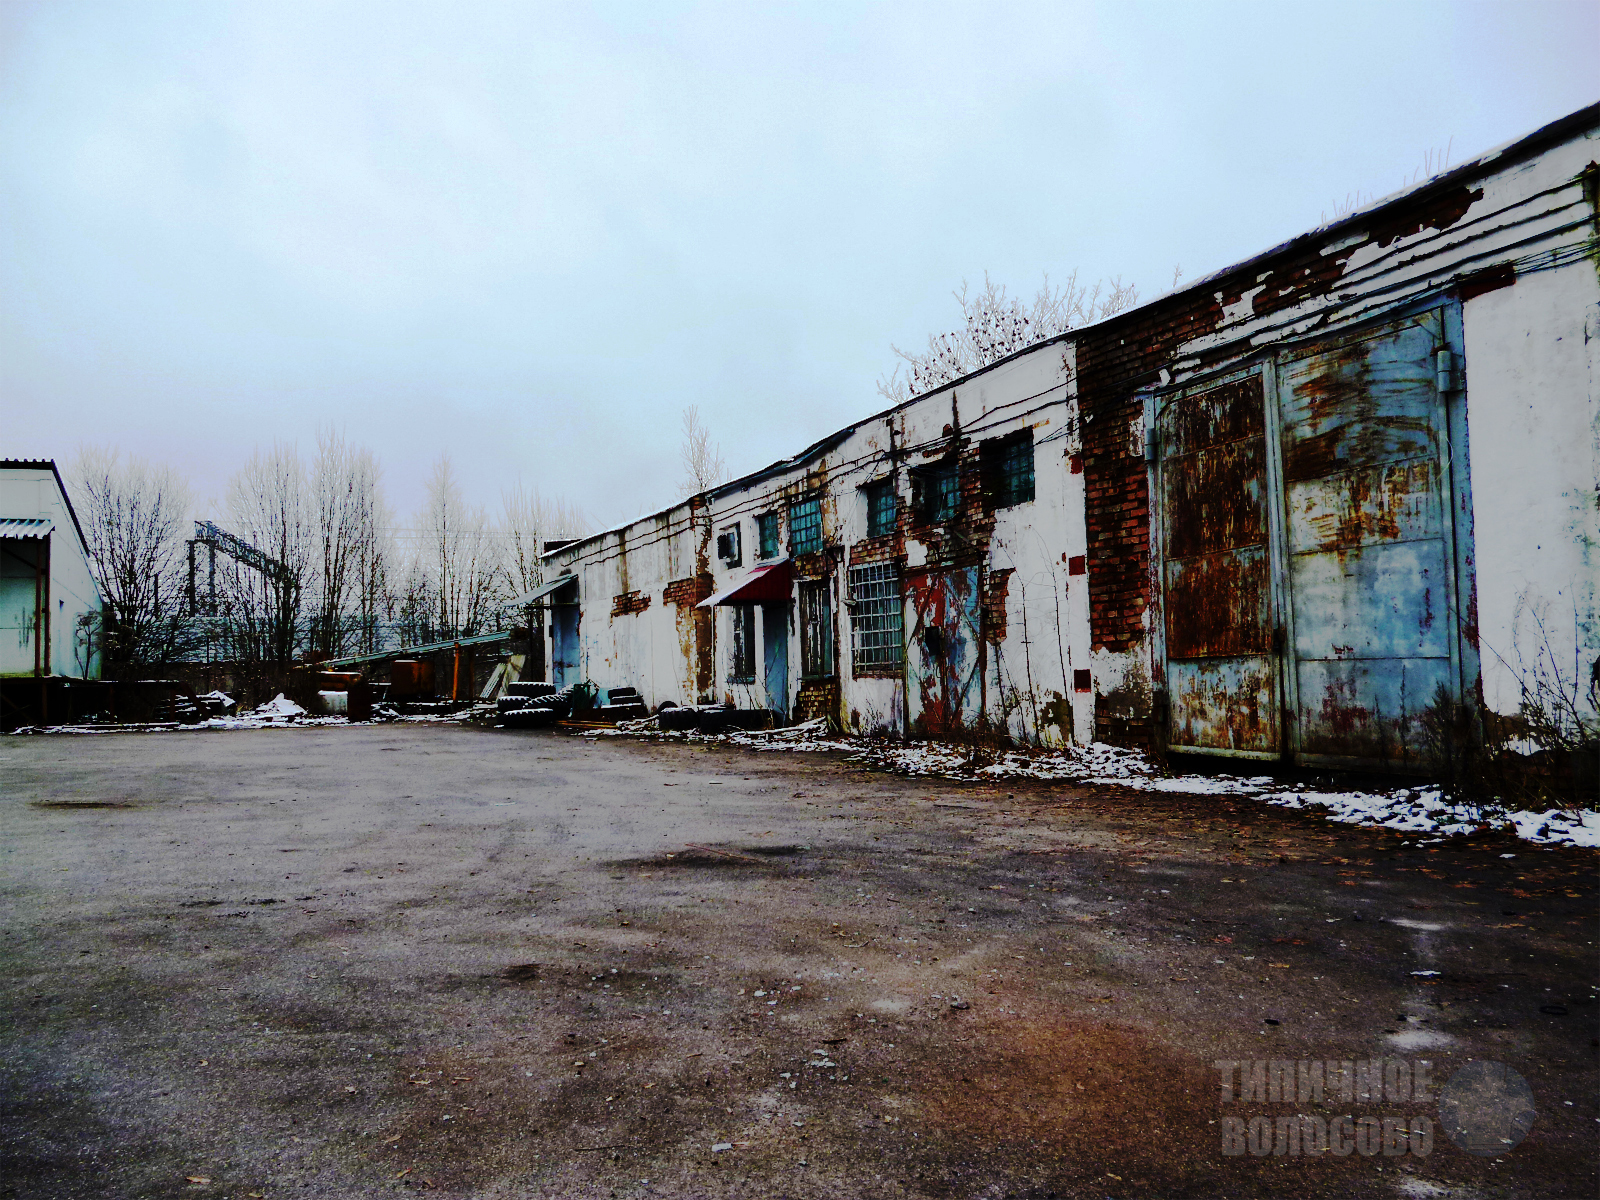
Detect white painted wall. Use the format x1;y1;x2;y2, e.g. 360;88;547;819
544;334;1094;742
1463;261;1600;726
0;464;103;679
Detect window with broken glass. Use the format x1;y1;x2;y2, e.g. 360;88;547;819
981;431;1035;507
848;563;903;672
864;478;897;538
915;461;960;522
727;604;755;682
789;497;823;555
756;512;780;559
798;579;834;677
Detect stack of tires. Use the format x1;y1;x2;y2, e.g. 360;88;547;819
597;686;649;722
656;704;774;733
498;681;558;729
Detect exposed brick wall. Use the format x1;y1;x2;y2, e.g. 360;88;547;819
790;551;835;580
610;591;651;618
847;535;898;565
663;574;713;608
983;568;1013;644
795;678;840;728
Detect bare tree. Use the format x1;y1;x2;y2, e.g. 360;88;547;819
420;455;497;638
221;443;313;663
308;429;388;657
877;271;1139;403
499;482;590;599
679;404;727;497
351;494;396;656
67;446;196;670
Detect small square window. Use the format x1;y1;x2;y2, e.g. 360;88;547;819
864;478;897;538
756;512;780;559
981;432;1035;508
789;497;823;556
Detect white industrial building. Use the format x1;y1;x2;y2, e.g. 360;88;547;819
542;104;1597;773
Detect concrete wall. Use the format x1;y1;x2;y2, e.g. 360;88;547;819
0;464;103;680
1462;256;1600;730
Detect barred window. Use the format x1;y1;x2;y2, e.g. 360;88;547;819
789;496;823;555
756;512;780;559
798;579;834;677
728;604;755;682
849;563;903;671
981;431;1035;507
864;478;897;538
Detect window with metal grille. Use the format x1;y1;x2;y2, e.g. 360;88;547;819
798;579;833;677
848;563;903;671
981;431;1035;507
728;604;755;682
864;478;897;538
756;512;780;559
914;461;960;522
789;497;823;555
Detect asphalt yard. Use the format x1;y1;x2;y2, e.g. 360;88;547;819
1;723;1595;1199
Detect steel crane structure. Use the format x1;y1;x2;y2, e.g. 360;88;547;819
187;521;301;662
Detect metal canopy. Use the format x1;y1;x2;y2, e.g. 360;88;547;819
697;559;792;608
0;518;54;539
511;574;578;607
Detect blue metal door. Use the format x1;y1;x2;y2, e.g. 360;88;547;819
1276;310;1457;766
551;605;580;687
762;602;788;718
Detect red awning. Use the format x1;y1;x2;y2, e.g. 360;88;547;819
696;559;792;607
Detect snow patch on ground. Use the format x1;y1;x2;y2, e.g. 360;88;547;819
589;719;1599;849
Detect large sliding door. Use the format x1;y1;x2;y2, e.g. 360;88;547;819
1277;311;1457;766
1152;308;1463;767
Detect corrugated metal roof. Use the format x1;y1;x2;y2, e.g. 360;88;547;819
0;518;54;539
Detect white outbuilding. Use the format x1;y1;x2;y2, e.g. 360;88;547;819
1;460;103;724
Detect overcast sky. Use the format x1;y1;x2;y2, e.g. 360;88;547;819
3;0;1596;530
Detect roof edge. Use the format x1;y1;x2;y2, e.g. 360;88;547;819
543;100;1600;563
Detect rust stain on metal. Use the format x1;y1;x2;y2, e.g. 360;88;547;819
1163;440;1266;560
1280;344;1434;483
1294;460;1435;551
1163;551;1272;659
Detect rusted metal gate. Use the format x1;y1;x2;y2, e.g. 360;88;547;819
905;566;984;735
1151;308;1463;767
